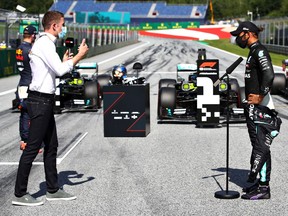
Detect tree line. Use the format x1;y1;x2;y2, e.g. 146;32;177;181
1;0;287;21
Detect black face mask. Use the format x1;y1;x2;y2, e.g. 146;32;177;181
236;33;249;49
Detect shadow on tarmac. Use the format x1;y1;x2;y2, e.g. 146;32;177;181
32;170;95;198
203;167;250;191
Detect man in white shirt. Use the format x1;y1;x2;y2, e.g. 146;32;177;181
12;11;89;206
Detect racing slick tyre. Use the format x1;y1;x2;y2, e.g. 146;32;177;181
229;78;240;93
97;74;112;89
85;82;98;98
271;73;286;95
238;86;246;108
53;107;62;114
158;87;176;119
84;82;100;108
97;74;112;99
158;79;176;89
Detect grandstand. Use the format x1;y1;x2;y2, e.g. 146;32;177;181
73;2;111;13
113;2;153;16
49;1;208;25
154;2;193;17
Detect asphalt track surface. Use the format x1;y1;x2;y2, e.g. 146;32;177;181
1;37;288;216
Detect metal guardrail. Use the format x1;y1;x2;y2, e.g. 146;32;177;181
0;21;139;78
0;10;139;78
264;44;288;56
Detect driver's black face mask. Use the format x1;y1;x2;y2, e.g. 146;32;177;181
236;33;249;49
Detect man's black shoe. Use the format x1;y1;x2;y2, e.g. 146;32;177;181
241;186;270;200
242;181;259;193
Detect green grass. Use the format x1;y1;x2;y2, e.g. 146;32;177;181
204;39;286;67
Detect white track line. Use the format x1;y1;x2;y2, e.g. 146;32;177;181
97;41;150;65
56;132;88;164
0;161;44;166
0;132;88;166
0;88;16;96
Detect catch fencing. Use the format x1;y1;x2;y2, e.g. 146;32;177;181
255;19;288;55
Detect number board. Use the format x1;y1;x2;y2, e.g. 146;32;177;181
196;59;220;126
103;84;150;137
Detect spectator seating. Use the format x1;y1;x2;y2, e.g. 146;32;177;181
154;3;193;17
49;1;208;22
49;1;74;14
113;2;153;16
73;1;111;12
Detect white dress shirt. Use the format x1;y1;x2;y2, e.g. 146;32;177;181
29;32;73;94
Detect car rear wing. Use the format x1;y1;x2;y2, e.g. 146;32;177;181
75;62;98;70
177;64;197;72
176;64;197;82
75;62;98;78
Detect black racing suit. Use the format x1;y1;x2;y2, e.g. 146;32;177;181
16;41;33;142
244;41;281;184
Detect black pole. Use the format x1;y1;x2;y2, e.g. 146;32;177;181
214;74;240;199
226;74;230;192
5;17;9;48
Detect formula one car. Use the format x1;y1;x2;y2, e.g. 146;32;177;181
158;59;287;124
102;62;146;86
157;62;246;124
276;59;288;95
54;62;102;114
11;62;108;114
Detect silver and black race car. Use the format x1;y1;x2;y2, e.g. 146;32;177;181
157;62;246;124
54;61;146;114
54;62;102;114
106;62;145;86
158;60;286;124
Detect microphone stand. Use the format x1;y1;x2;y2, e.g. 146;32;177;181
214;73;240;199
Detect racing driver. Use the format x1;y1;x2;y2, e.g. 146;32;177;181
15;25;37;151
230;21;282;200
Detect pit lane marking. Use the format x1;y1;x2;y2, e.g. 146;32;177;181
0;132;88;166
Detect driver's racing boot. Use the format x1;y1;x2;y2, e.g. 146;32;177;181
241;185;270;200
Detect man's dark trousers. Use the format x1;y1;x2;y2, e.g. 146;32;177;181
15;91;59;197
